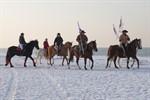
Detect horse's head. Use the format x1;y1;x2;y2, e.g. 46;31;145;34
88;40;98;52
137;38;142;49
130;38;142;49
33;40;40;50
64;41;72;50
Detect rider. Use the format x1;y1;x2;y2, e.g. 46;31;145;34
19;33;26;55
119;30;130;56
43;38;49;50
54;33;63;55
76;30;88;56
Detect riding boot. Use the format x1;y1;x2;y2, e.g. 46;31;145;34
80;50;83;57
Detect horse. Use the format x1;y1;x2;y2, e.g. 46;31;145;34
106;38;142;69
47;41;72;66
68;40;98;70
5;40;40;67
35;48;50;64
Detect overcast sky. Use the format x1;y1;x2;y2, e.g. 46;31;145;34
0;0;149;48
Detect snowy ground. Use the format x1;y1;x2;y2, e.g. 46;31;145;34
0;53;150;100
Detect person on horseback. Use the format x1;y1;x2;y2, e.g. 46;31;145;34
43;38;49;50
54;33;63;56
43;38;49;57
76;30;88;56
119;30;130;56
19;33;26;55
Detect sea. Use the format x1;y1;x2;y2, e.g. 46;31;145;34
0;47;150;57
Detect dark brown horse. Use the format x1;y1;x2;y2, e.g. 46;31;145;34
69;40;98;70
106;38;142;69
47;41;72;66
5;40;39;67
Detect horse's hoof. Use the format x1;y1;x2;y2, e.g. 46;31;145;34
5;64;8;66
24;65;27;67
34;64;36;67
10;66;14;67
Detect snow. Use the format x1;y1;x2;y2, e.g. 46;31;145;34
0;53;150;100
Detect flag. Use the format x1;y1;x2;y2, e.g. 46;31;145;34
113;24;119;38
77;21;82;34
118;17;123;35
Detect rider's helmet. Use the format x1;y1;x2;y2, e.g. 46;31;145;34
122;30;128;33
57;33;60;36
21;33;24;36
80;30;86;34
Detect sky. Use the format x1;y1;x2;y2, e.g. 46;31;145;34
0;0;149;48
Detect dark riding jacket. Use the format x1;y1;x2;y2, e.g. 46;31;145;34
76;34;88;45
43;41;49;49
19;35;26;44
54;36;63;47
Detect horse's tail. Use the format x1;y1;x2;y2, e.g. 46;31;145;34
69;46;75;62
5;48;10;65
45;49;48;58
107;45;119;57
107;45;111;56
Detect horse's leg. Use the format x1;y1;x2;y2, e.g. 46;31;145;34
62;56;68;66
9;59;14;67
113;56;119;69
62;57;65;66
49;58;53;66
24;56;28;67
76;57;81;69
35;53;39;64
39;55;42;64
109;58;113;67
106;57;111;68
52;58;54;64
89;57;94;69
5;59;10;66
84;58;87;70
117;57;121;68
65;57;69;65
126;57;130;69
29;56;36;67
131;58;135;68
135;56;139;68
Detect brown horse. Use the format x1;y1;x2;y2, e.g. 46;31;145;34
106;38;142;69
68;40;98;70
47;41;72;66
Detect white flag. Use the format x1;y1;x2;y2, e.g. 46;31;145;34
118;17;123;35
113;24;119;38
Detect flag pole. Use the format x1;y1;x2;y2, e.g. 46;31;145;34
113;24;119;39
77;21;84;55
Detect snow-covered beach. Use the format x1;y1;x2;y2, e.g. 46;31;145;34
0;49;150;100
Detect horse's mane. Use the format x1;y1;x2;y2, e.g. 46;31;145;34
28;40;38;44
129;38;138;47
130;38;137;44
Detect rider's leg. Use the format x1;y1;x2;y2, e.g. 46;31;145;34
20;44;24;55
121;43;126;56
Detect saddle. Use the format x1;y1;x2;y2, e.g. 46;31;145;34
75;44;87;57
16;47;26;56
54;44;61;56
119;43;129;57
